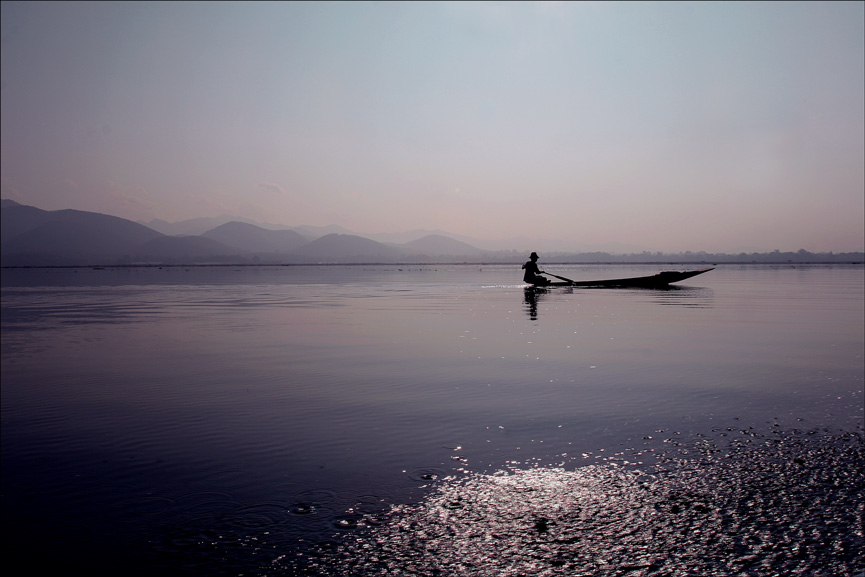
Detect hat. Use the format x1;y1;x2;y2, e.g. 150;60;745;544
530;252;539;260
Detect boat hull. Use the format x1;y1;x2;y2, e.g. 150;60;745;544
539;267;714;288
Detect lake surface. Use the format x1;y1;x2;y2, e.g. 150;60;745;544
2;264;863;576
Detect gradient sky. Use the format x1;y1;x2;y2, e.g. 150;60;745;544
2;1;863;253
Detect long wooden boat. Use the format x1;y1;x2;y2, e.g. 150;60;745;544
539;267;714;288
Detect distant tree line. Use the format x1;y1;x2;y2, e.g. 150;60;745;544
485;249;864;264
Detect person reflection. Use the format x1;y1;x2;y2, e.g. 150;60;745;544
523;286;546;320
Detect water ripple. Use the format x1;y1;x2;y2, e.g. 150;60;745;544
312;427;864;577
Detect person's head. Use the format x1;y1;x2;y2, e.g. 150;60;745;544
530;252;539;261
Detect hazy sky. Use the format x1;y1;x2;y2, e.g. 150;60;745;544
2;1;863;252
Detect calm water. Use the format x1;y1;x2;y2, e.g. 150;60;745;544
2;264;863;576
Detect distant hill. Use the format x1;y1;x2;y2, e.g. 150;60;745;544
143;214;295;236
403;234;487;257
1;201;57;243
291;233;404;262
1;201;256;265
1;202;164;266
201;221;308;253
366;229;456;245
134;235;243;263
290;224;356;239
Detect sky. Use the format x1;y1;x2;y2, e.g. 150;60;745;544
1;1;863;253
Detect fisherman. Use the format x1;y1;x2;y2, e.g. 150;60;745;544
522;252;549;285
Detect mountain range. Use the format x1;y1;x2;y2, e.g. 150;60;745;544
0;200;492;266
2;200;861;266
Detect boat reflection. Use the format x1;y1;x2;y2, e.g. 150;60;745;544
643;286;715;308
523;286;574;320
524;285;714;319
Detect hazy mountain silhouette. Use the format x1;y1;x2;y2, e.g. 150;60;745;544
364;229;457;245
1;201;164;265
291;233;404;262
3;200;861;266
1;200;245;265
134;235;243;262
144;214;294;236
403;234;488;257
1;201;491;265
0;199;23;209
1;201;57;243
290;224;357;238
201;221;308;253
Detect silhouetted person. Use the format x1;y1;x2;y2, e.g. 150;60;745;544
522;252;549;285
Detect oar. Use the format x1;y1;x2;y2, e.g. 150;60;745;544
541;271;576;284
